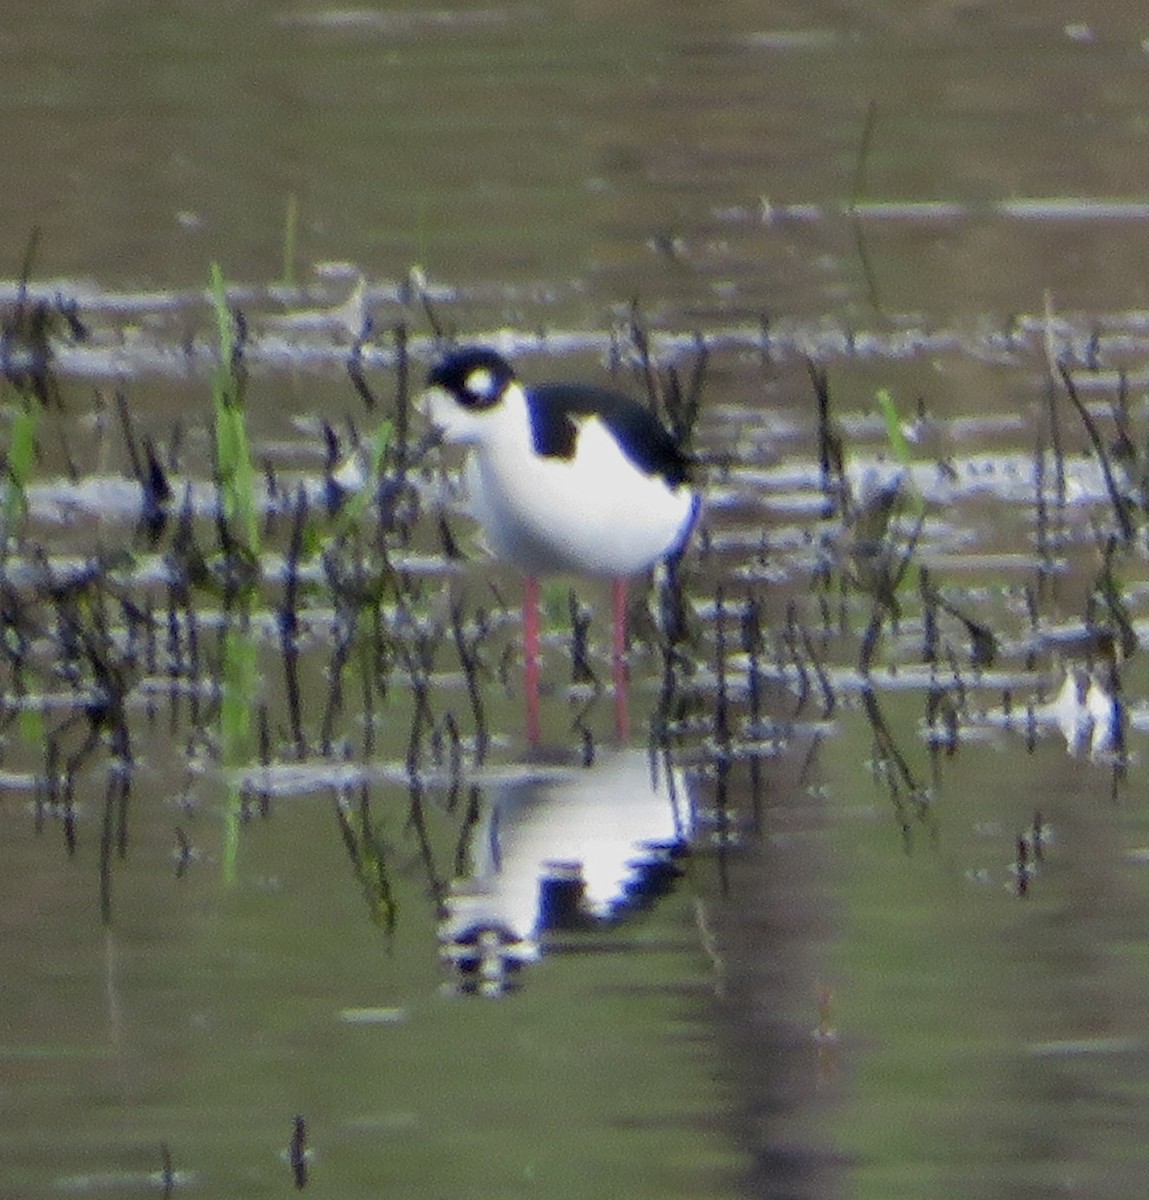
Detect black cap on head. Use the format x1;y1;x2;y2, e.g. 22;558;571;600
426;346;516;411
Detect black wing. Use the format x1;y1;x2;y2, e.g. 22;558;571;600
527;383;691;487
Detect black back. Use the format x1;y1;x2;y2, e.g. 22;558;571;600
528;382;691;487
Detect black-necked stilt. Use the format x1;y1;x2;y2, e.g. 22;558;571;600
421;346;700;743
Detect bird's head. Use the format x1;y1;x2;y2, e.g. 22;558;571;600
421;346;520;446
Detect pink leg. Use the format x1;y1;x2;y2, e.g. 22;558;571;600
523;575;541;744
612;577;629;743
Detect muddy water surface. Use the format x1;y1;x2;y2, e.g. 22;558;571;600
6;3;1149;1199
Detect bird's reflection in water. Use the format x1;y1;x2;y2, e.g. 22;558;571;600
440;748;694;996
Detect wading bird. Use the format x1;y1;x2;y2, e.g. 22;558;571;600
421;346;699;743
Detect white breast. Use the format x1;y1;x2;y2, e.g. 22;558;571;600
467;414;697;577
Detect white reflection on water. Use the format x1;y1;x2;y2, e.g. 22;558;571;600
440;748;693;993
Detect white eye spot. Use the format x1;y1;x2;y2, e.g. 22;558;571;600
464;367;496;399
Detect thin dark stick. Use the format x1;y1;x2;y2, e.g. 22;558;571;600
1057;361;1134;544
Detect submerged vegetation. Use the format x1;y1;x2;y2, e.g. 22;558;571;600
0;262;1145;939
8;255;1149;1197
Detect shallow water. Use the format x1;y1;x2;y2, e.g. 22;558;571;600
6;3;1149;1199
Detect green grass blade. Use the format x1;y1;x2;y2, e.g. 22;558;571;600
281;194;298;288
209;262;234;364
208;263;259;556
334;419;394;532
2;406;35;535
219;623;259;883
874;387;913;468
